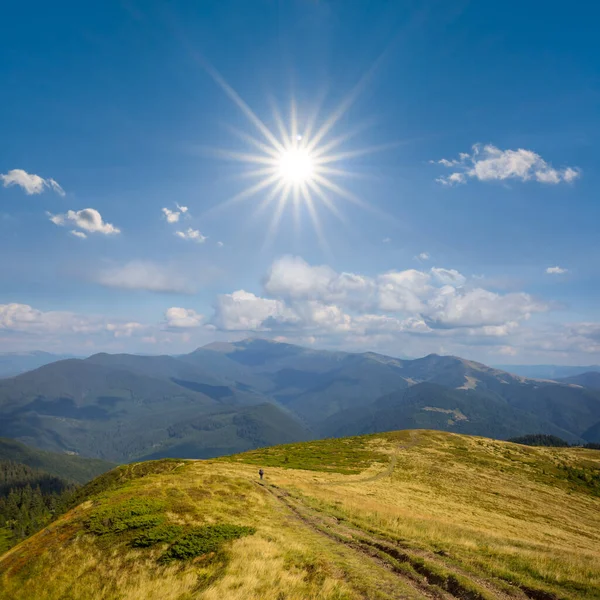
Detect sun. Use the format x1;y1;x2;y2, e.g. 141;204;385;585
277;144;315;185
204;66;392;248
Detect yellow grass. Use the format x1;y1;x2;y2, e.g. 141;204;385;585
1;430;599;599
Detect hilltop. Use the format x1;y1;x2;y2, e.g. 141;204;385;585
2;339;600;461
1;430;598;599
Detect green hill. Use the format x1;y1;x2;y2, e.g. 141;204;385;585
1;430;598;599
0;439;113;554
0;438;113;484
0;356;311;462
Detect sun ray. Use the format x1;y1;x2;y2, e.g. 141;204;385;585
207;172;281;215
253;180;287;218
262;186;291;251
315;141;400;165
236;166;279;180
206;70;395;243
310;120;374;160
316;166;370;180
211;149;277;166
311;173;370;210
290;97;298;144
300;87;328;143
225;125;281;159
204;63;285;153
301;183;330;254
306;180;348;225
269;97;292;148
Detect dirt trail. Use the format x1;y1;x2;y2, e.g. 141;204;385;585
253;430;542;600
259;482;528;600
259;481;447;600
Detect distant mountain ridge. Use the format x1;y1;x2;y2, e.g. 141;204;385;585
1;338;600;459
0;351;76;379
557;371;600;390
496;364;600;379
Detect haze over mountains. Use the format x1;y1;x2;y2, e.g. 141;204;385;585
1;338;600;462
0;352;76;379
495;364;600;379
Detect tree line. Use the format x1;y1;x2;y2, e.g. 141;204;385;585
0;460;76;549
507;434;600;448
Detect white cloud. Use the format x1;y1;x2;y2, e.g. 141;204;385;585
162;204;189;223
546;266;568;275
94;261;193;294
416;252;430;261
497;346;518;356
377;270;430;313
1;169;65;196
49;208;120;235
70;230;87;239
211;256;548;354
213;290;293;331
425;287;544;328
165;307;204;328
430;267;466;286
217;241;224;247
106;322;146;338
175;228;206;243
0;303;144;339
434;144;580;186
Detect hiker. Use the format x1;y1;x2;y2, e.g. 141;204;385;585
259;468;264;480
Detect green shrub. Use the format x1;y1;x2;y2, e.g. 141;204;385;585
161;524;255;562
131;524;184;548
86;497;165;535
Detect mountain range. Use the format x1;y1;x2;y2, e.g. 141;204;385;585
0;351;76;379
495;363;600;379
1;338;600;462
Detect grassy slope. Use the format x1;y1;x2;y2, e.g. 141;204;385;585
0;438;114;484
0;430;599;599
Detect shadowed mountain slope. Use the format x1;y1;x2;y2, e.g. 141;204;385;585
2;339;600;460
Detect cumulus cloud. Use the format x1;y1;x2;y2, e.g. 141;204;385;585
416;252;430;261
546;266;568;275
430;268;466;286
425;287;543;328
94;261;193;294
165;307;204;328
49;208;120;235
213;290;293;331
211;256;548;351
434;144;580;186
162;204;188;223
1;169;65;196
70;230;87;239
0;303;145;339
175;228;206;243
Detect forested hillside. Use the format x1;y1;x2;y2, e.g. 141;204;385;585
0;461;75;553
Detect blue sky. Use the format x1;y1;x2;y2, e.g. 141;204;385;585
1;0;599;364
